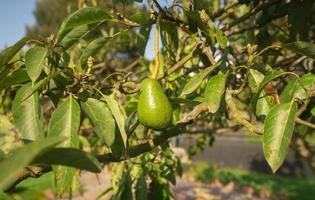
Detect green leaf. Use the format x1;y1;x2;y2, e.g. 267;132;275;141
311;106;315;117
160;21;178;61
0;37;30;73
81;37;111;69
81;98;116;146
204;74;226;113
119;175;132;200
0;69;30;92
115;171;132;200
25;47;48;82
0;191;12;200
0;91;3;105
150;181;170;200
280;73;315;103
252;71;299;115
57;7;112;42
33;148;102;173
282;41;315;59
22;71;60;101
135;173;148;200
248;69;273;116
0;150;6;161
129;12;147;25
263;100;297;173
102;94;127;150
60;23;98;50
180;63;219;96
137;26;151;56
12;83;44;141
48;96;81;194
215;29;228;49
102;93;127;152
0;135;63;191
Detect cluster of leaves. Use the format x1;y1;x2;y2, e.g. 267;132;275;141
0;0;315;199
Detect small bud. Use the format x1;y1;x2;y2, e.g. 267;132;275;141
247;44;258;55
87;56;94;68
199;10;210;23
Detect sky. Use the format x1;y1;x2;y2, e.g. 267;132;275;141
0;0;37;49
0;0;170;59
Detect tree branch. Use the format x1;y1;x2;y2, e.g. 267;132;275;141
225;89;263;135
11;102;209;188
211;1;240;20
157;46;198;80
222;0;281;31
296;118;315;129
227;6;287;36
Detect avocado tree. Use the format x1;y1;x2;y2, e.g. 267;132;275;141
0;0;315;199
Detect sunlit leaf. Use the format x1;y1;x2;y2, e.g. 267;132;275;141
48;96;81;195
204;74;225;113
0;135;63;191
102;94;127;149
216;29;227;49
25;46;48;82
252;71;299;115
263;100;297;173
180;63;219;96
13;83;44;141
248;69;273;116
57;7;112;42
280;73;315;103
60;23;98;50
81;98;116;146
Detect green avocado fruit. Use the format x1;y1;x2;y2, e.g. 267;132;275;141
137;78;173;130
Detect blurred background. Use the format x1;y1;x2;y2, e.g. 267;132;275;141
0;0;314;200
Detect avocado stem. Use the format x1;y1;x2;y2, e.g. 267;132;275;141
151;15;161;80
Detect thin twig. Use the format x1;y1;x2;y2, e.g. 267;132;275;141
296;118;315;129
211;1;240;19
222;0;281;31
157;46;197;80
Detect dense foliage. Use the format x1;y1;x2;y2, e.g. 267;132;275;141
0;0;314;199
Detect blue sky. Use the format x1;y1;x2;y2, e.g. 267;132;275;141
0;0;37;49
0;0;170;59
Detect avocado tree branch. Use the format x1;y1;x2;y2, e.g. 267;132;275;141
227;7;288;36
295;118;315;129
6;165;52;192
211;1;240;20
222;0;281;31
11;102;210;188
225;89;263;135
157;45;198;80
152;0;164;11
